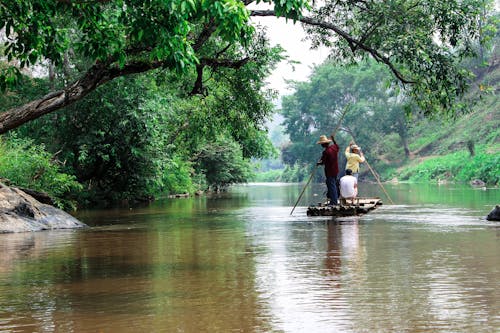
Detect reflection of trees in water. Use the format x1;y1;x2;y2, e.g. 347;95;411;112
0;233;36;274
0;232;81;332
0;222;269;332
205;192;250;211
0;232;80;274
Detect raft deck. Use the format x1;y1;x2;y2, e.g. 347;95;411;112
306;197;383;217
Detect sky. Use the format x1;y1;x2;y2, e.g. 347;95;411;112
250;16;329;98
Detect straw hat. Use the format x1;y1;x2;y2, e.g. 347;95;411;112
351;144;360;150
316;135;332;144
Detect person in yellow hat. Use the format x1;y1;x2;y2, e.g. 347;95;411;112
316;134;339;205
345;141;365;180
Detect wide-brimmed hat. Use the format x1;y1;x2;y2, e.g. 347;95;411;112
316;135;332;144
351;144;360;150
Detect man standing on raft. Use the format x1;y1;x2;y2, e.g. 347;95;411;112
317;135;340;206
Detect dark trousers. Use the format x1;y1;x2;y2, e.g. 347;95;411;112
326;176;338;205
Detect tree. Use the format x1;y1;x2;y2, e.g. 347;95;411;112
193;135;252;191
0;0;305;133
249;0;495;113
6;28;281;204
0;0;495;135
281;60;413;170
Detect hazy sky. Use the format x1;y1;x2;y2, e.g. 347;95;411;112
251;16;329;97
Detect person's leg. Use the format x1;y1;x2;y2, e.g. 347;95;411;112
325;179;331;203
326;176;338;205
353;173;359;197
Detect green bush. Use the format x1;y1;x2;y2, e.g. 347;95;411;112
0;136;83;210
252;169;285;182
194;136;253;191
161;155;195;195
280;163;312;182
398;145;499;184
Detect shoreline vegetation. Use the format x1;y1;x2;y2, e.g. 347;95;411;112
252;144;499;186
0;0;497;235
252;53;499;189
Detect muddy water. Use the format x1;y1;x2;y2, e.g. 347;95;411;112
0;183;499;332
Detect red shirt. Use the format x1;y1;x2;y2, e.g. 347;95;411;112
321;143;339;177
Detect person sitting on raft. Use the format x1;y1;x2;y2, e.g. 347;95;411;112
339;169;358;205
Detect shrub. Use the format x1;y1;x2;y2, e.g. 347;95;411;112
0;136;83;210
398;145;499;184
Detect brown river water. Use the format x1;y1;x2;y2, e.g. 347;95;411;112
0;183;499;332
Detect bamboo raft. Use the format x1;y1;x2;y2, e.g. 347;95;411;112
306;197;383;217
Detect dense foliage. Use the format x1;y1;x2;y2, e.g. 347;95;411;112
0;136;82;210
194;136;252;191
397;146;499;184
279;60;412;180
6;69;277;205
4;29;281;205
0;0;494;134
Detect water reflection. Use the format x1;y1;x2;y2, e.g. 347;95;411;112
0;183;499;332
325;218;362;283
0;225;271;332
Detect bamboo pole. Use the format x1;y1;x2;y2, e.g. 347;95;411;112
290;105;351;215
345;130;395;204
330;105;350;140
290;164;319;215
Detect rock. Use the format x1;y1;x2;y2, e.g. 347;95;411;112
17;187;54;205
0;183;87;233
470;179;486;187
486;205;500;221
168;193;190;198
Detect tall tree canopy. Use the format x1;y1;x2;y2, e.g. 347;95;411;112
0;0;495;134
281;60;413;168
9;36;281;203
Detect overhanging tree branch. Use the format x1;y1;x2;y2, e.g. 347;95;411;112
251;9;415;84
0;59;166;134
191;56;251;95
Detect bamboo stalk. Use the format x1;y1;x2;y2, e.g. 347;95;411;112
330;105;350;139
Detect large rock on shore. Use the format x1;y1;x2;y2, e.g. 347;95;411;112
486;205;500;221
0;183;87;233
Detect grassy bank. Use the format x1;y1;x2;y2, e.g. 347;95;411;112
390;145;499;184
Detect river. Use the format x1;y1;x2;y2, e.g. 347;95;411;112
0;183;499;332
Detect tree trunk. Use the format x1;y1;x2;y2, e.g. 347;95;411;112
0;59;163;134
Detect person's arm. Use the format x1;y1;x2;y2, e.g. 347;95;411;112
358;148;366;163
317;152;325;165
345;145;351;157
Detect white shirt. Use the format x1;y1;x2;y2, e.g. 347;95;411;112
340;175;358;198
